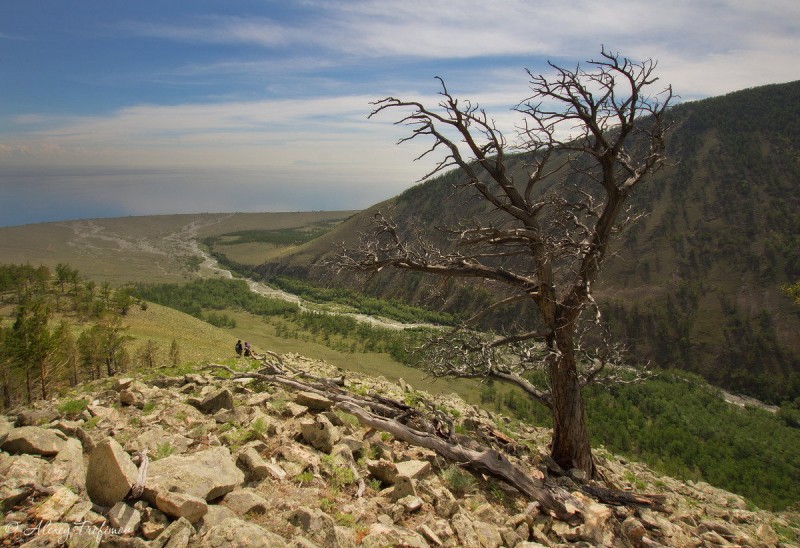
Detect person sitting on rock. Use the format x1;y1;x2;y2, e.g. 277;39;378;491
235;339;243;357
244;341;252;357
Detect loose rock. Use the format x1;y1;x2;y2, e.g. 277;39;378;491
85;437;139;507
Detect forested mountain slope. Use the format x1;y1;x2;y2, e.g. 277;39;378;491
252;81;800;404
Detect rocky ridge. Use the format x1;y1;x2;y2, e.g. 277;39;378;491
0;354;797;547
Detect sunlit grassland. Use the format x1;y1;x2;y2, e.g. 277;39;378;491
0;211;355;286
221;308;506;405
124;302;237;365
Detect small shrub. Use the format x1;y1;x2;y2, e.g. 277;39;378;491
295;470;315;486
82;416;101;430
154;442;174;460
335;513;357;527
58;398;89;417
250;417;267;437
442;465;476;496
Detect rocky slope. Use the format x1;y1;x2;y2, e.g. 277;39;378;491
1;354;797;547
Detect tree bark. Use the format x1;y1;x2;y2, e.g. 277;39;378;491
548;328;595;477
336;399;578;522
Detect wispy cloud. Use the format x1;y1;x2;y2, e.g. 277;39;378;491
1;0;798;226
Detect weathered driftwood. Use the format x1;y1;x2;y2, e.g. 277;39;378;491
581;484;667;512
130;450;149;499
205;362;580;522
334;400;578;523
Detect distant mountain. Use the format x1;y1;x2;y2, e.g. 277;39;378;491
253;81;800;404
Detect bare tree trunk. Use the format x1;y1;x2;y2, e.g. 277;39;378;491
0;365;11;410
39;359;48;400
25;368;32;404
548;329;595;478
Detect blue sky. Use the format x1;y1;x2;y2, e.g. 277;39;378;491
1;0;798;227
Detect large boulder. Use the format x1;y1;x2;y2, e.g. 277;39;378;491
295;391;334;411
360;523;429;548
451;510;503;548
123;426;192;456
156;491;209;523
0;416;12;443
288;507;337;547
144;447;244;503
300;414;341;453
221;488;269;515
108;502;142;535
44;437;86;492
85;438;139;507
189;388;234;415
1;426;67;456
200;517;288;547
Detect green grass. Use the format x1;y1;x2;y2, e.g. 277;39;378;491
57;398;89;417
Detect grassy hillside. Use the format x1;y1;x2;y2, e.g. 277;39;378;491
0;211;355;285
3;262;799;510
245;81;800;404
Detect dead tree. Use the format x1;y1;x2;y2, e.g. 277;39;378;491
335;48;673;478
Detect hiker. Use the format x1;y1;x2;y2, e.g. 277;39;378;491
244;341;252;357
235;340;243;357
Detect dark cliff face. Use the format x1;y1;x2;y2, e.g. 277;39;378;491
252;81;800;403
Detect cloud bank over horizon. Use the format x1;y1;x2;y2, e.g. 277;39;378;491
1;0;798;227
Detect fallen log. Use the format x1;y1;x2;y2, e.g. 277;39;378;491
581;484;667;512
204;362;581;523
334;400;579;523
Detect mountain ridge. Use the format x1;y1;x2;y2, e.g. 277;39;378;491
250;80;800;404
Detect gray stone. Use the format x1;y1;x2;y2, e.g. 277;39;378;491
398;495;424;513
151;516;195;548
75;425;97;454
395;459;431;480
360;523;429;548
295;391;334;411
451;510;502;548
283;402;308;418
1;425;67;456
156;491;208;523
289;506;337;547
141;507;170;540
0;452;50;486
31;486;81;522
113;377;134;390
197;505;238;536
85;438;139;507
144;446;244;502
0;416;14;443
576;502;614;546
16;408;58;426
300;414;341;453
621;516;647;545
189;388;234;414
123;426;192;456
367;459;398;484
221;488;268;515
236;445;272;481
51;419;81;437
339;436;366;459
418;523;444;546
200;517;288;547
119;389;145;408
390;475;417;502
420;479;459;518
108;502;142;534
249;409;282;436
183;373;210;386
44;437;86;492
62;499;93;523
